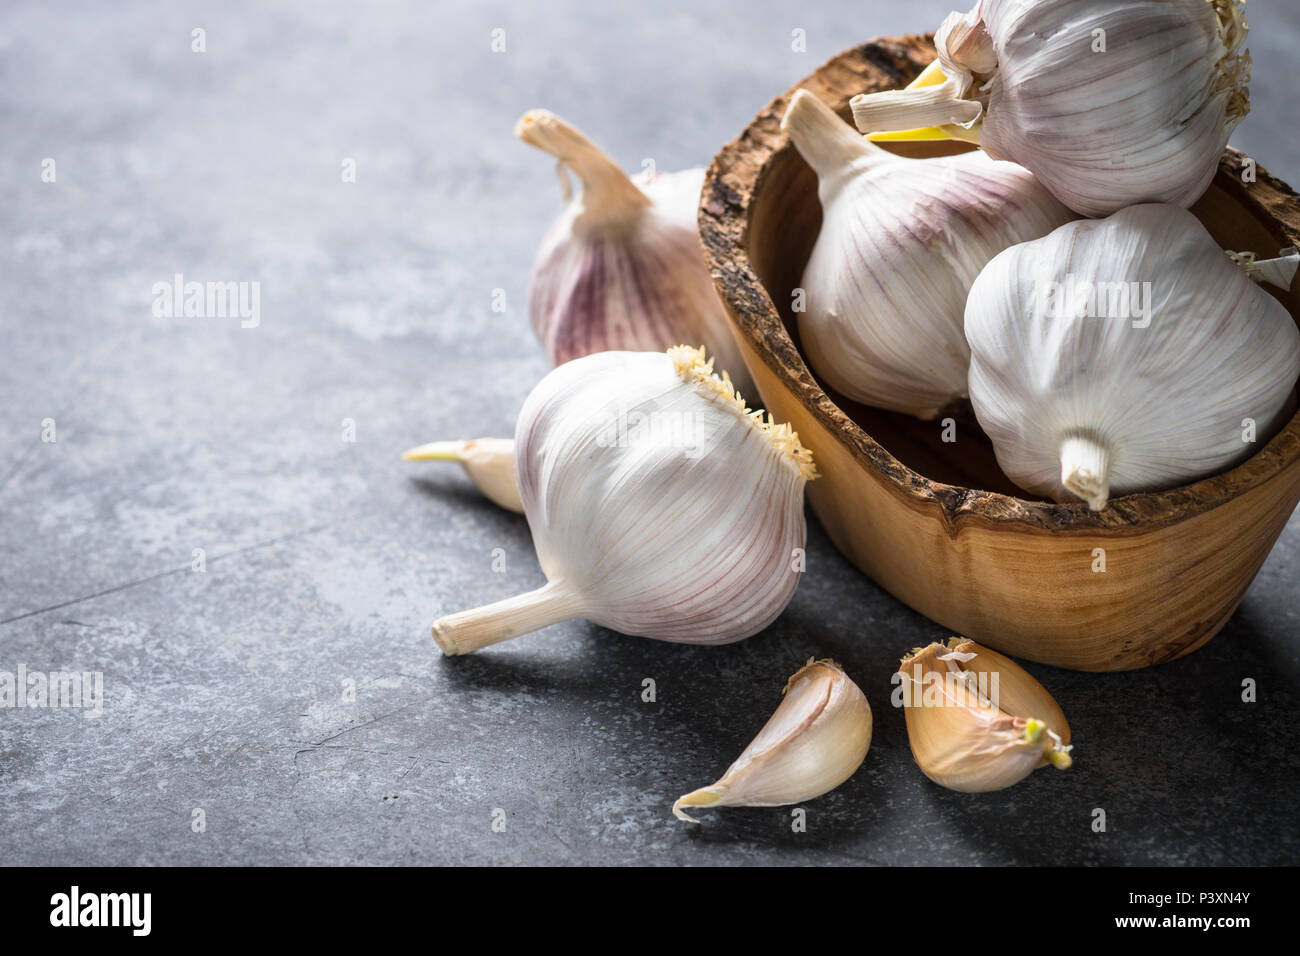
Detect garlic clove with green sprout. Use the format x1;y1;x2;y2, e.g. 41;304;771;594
672;658;871;823
515;110;749;391
965;203;1300;511
780;89;1073;419
402;439;522;513
898;639;1072;793
850;0;1251;217
431;346;817;655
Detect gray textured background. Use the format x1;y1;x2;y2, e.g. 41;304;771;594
2;0;1297;865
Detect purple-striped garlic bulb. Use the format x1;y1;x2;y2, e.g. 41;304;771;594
782;89;1074;420
515;110;750;391
431;346;817;655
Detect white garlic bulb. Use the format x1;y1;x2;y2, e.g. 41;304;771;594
898;639;1072;793
965;203;1300;511
781;89;1073;419
516;110;749;390
673;659;871;822
850;0;1251;217
431;346;817;655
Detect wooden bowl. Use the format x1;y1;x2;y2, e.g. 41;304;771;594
699;34;1300;671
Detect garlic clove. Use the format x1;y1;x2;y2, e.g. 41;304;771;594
515;110;750;392
673;658;872;822
850;0;1251;217
942;638;1070;748
402;438;523;513
780;89;1072;419
899;641;1072;792
965;203;1300;510
431;346;817;655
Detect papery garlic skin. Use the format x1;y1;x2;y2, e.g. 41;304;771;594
402;438;523;513
851;0;1251;217
782;89;1072;419
431;347;817;655
899;639;1071;793
673;659;871;822
517;110;749;390
965;203;1300;511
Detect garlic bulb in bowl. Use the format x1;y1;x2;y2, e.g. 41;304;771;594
849;0;1251;217
965;203;1300;511
431;346;817;655
781;89;1072;419
516;110;748;390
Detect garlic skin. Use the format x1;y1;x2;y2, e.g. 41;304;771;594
965;203;1300;511
402;439;523;513
431;346;817;655
673;659;871;822
781;89;1072;419
516;110;749;391
850;0;1251;217
898;639;1072;793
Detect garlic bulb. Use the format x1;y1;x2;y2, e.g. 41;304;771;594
431;346;817;655
965;203;1300;511
897;639;1072;792
781;89;1072;419
516;110;748;390
850;0;1251;217
402;438;522;513
673;659;871;822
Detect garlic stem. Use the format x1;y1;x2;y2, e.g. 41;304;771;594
1060;434;1112;511
781;89;886;182
515;109;650;234
432;581;584;656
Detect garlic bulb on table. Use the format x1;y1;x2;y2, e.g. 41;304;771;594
431;346;817;655
781;89;1072;419
673;659;871;822
516;110;749;390
850;0;1251;217
965;203;1300;511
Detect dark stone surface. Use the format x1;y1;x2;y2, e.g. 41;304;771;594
1;0;1297;865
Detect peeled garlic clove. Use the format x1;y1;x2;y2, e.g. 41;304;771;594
780;89;1072;419
851;0;1251;217
965;203;1300;511
402;438;523;513
673;659;871;823
899;640;1072;793
515;110;749;391
431;346;817;655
